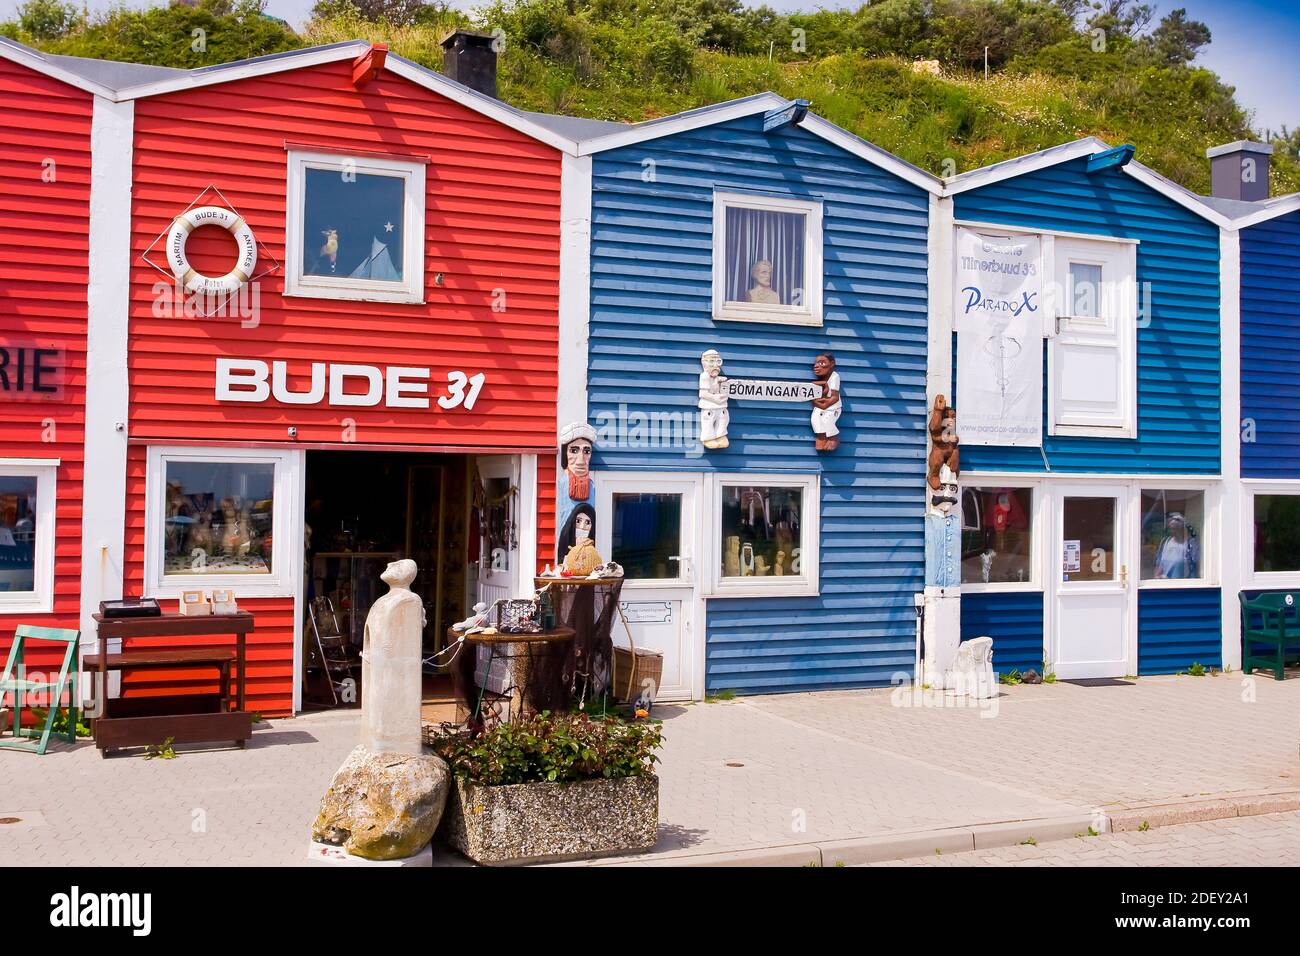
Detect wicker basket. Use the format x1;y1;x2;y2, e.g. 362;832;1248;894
612;645;664;704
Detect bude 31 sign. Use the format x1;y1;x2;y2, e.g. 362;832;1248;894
215;359;485;410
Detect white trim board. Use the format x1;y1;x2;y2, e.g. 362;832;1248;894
79;95;134;650
1220;193;1300;230
0;38;118;98
557;152;592;431
954;219;1140;245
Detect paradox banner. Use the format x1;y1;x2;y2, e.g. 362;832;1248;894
954;228;1043;447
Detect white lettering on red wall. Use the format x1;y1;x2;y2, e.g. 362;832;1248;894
215;359;485;411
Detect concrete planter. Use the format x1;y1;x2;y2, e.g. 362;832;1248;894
440;774;659;865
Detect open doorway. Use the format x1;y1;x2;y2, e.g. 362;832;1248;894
301;450;473;713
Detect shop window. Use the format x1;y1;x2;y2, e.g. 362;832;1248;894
0;461;55;613
1253;494;1300;573
713;192;823;326
1061;496;1116;582
285;150;425;303
146;448;299;597
1139;490;1205;581
1049;237;1137;437
961;487;1033;586
611;492;682;579
712;476;819;595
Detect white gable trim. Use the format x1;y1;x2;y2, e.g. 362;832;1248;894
0;40;117;98
114;44;366;100
1121;162;1232;228
798;113;942;195
1223;193;1300;230
575;93;787;155
944;138;1104;194
575;92;942;195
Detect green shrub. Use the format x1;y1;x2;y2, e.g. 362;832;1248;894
431;711;663;786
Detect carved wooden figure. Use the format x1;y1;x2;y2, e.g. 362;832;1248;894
810;352;842;452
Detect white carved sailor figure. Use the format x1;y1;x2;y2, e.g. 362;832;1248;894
698;349;730;449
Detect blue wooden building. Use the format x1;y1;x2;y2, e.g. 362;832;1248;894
555;95;941;700
940;138;1233;679
1197;142;1300;661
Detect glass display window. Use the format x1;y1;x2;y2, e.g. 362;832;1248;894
713;192;822;325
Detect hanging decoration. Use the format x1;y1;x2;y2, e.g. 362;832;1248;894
810;352;842;452
924;394;961;588
698;349;730;449
166;206;258;294
953;228;1043;446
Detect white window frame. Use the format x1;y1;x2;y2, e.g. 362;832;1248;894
958;479;1043;594
1245;481;1300;588
706;472;820;598
0;458;58;615
284;150;425;304
144;446;302;600
712;191;823;326
1046;235;1138;438
1135;483;1215;590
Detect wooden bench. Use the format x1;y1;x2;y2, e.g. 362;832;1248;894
1239;592;1300;681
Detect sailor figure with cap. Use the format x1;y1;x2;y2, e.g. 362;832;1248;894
557;421;598;537
698;349;730;450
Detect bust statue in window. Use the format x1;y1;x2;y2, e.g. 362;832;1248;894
747;259;781;305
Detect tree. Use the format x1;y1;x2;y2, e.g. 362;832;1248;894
310;0;450;27
16;0;84;40
1146;7;1210;66
1086;0;1152;39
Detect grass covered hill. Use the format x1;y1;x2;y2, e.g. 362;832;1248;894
4;0;1298;195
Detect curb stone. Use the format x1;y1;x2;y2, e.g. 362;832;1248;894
1107;790;1300;832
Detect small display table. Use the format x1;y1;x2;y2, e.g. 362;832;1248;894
448;626;575;728
86;612;254;756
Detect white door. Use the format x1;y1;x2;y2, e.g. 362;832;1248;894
1052;485;1132;679
596;474;702;702
475;456;518;609
1049;238;1137;435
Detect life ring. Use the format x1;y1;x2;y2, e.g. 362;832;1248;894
166;206;258;294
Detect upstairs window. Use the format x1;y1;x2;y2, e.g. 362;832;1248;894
713;192;823;326
285;150;425;303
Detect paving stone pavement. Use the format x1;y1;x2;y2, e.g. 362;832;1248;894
867;809;1300;866
1;674;1296;866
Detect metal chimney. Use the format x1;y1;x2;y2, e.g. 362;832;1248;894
1207;140;1273;202
441;30;498;99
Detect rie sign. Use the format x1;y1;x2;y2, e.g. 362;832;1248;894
723;378;823;402
954;228;1043;447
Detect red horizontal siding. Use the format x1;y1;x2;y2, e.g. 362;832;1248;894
0;59;90;687
127;60;561;448
121;61;563;714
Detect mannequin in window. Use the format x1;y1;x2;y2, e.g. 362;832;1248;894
747;259;781;305
1154;511;1199;579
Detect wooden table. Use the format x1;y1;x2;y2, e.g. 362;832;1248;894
448;625;575;726
86;612;255;756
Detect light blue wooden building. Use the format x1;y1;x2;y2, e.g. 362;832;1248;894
556;96;942;700
939;138;1233;679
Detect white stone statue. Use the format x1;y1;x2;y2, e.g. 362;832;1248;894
698;349;730;449
942;635;996;700
361;559;425;755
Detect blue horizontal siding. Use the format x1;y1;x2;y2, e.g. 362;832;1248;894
1137;587;1222;674
587;114;930;696
1241;209;1300;478
953;156;1221;474
960;590;1044;676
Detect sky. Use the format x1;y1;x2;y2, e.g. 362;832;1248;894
2;0;1297;133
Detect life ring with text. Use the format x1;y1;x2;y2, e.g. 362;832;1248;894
166;206;258;295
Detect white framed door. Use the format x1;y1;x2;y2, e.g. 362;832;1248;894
596;472;703;702
1050;483;1134;678
475;455;519;609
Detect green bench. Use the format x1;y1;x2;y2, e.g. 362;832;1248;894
1240;592;1300;681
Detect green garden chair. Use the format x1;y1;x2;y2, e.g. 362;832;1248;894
0;625;79;755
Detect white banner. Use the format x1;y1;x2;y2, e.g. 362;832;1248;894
722;378;823;402
954;228;1043;446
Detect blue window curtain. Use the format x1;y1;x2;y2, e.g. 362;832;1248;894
724;206;806;306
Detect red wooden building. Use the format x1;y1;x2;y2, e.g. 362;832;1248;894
0;35;601;717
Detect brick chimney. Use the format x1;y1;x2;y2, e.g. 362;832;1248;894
441;30;498;99
1207;140;1273;202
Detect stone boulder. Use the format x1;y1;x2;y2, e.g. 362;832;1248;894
312;745;450;860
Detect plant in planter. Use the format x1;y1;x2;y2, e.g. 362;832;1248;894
430;711;663;865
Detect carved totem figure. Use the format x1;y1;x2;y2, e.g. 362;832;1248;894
698;349;730;449
811;352;843;452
